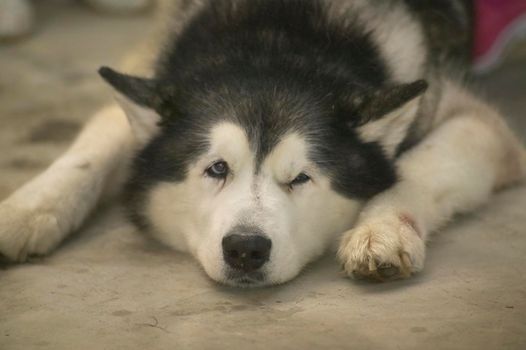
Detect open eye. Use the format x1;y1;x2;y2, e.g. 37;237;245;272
206;160;229;179
289;172;311;188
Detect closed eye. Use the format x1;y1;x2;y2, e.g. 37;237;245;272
289;172;311;188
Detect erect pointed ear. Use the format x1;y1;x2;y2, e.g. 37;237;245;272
346;80;428;157
98;66;162;145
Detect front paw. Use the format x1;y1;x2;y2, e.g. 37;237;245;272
337;213;425;282
0;202;62;262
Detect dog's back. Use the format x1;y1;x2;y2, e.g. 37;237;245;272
144;1;473;71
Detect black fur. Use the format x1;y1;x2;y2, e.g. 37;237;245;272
101;0;444;229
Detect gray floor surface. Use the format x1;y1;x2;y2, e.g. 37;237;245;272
1;2;525;349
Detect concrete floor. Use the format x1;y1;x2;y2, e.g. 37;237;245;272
1;2;526;349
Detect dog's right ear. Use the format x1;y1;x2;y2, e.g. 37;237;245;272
98;66;162;145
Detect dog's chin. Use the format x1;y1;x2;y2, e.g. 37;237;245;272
223;277;267;288
219;269;271;288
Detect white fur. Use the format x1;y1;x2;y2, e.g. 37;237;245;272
114;93;161;146
366;2;427;82
147;124;361;285
328;0;427;82
0;105;136;261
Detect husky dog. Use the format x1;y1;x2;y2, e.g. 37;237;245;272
1;0;525;287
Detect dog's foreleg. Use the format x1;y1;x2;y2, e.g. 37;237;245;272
338;94;526;281
0;105;135;261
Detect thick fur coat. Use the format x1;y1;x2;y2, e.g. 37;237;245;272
0;0;525;287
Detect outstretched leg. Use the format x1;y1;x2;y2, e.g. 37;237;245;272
338;85;526;281
0;105;136;261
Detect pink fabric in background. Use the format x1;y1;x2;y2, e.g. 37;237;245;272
474;0;526;71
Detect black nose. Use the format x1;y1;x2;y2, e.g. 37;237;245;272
222;234;272;272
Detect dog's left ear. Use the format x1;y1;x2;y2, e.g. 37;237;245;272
98;66;163;145
345;80;428;157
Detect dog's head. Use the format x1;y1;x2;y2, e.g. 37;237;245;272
99;65;426;286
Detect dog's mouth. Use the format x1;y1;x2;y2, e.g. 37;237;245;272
224;270;267;287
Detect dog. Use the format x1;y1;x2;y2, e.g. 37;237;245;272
0;0;525;287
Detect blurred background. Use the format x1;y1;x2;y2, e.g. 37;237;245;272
0;0;155;199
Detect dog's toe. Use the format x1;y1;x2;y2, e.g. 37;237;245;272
0;202;62;262
377;263;400;279
348;258;403;282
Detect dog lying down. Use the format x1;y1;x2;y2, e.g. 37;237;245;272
0;0;525;287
